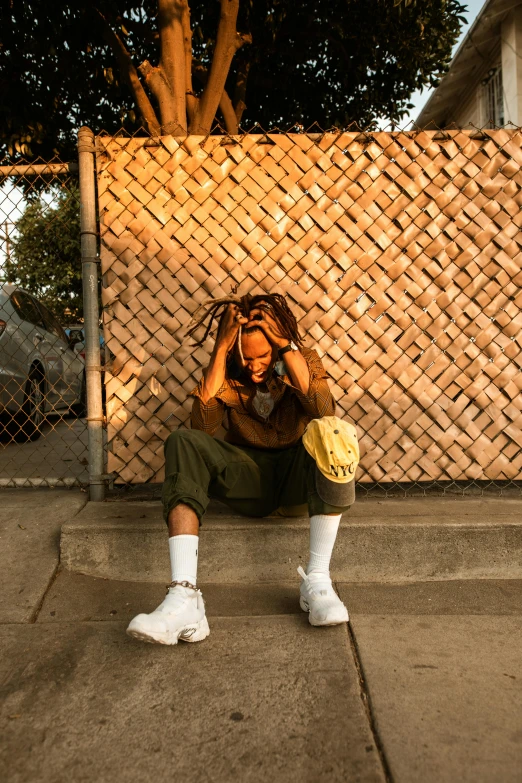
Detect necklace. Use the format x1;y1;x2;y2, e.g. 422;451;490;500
252;387;274;420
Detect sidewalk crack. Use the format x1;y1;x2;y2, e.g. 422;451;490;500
28;564;60;624
346;620;394;783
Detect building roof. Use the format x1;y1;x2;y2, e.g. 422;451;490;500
415;0;521;127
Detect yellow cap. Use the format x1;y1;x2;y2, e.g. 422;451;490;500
303;416;359;484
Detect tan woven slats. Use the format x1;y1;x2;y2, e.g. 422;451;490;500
96;131;522;484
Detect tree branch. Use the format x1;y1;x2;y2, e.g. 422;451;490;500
138;60;182;134
219;90;239;134
181;1;197;123
158;0;187;132
233;58;250;124
193;63;238;134
189;0;251;134
94;9;160;135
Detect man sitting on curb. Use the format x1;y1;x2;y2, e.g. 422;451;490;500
127;293;358;646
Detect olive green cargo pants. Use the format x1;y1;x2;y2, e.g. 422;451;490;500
162;429;354;524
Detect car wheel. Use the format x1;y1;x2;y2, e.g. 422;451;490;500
70;372;87;418
10;367;45;442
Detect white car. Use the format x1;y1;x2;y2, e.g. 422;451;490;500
0;284;85;441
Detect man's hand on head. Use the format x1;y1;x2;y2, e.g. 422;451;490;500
200;304;247;404
247;306;289;350
246;304;309;395
216;304;248;355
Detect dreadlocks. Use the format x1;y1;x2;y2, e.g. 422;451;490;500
186;293;303;348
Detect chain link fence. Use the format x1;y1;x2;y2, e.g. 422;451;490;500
96;125;522;498
0;159;91;487
1;125;522;498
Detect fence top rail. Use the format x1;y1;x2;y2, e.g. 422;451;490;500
0;162;78;178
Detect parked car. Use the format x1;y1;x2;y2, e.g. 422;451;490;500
65;324;107;365
0;284;85;441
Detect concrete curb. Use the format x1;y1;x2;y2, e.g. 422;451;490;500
60;498;522;583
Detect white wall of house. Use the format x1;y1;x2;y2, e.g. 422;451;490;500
449;60;503;128
454;6;522;127
453;87;486;127
501;6;522;125
416;2;522;128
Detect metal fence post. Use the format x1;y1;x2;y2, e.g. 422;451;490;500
78;127;105;501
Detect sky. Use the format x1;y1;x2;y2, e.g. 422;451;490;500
404;0;487;127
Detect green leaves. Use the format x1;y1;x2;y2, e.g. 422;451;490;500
0;0;466;160
5;185;83;322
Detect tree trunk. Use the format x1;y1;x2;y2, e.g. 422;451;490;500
100;0;251;136
157;0;187;133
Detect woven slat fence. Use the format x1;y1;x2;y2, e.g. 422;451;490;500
96;130;522;485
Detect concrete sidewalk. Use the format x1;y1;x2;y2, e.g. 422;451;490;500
0;418;89;486
1;489;522;783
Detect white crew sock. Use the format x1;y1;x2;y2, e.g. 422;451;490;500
169;535;199;586
307;514;342;578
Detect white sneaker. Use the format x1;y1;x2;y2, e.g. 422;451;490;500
297;566;349;626
126;585;210;645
